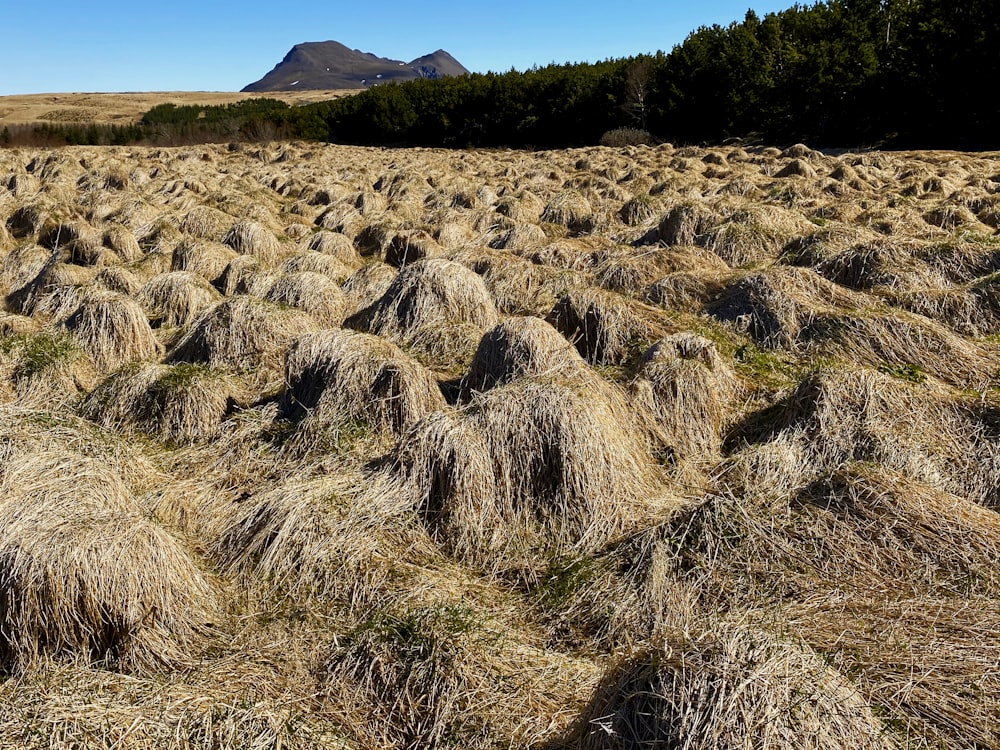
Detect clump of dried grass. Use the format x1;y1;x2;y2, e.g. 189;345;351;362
455;248;585;316
281;328;445;452
0;331;97;407
658;201;717;246
801;309;997;387
95;265;143;297
280;251;354;282
180;205;235;241
167;296;319;382
572;627;895;750
384;230;444;268
303;229;360;265
461;316;590;396
81;362;237;443
170;238;238;286
701;205;813;267
542;191;594;234
341;262;398;317
324;595;596;750
348;258;499;367
212;472;430;605
62;290;161;372
546;288;667;366
394;376;679;576
262;271;348;326
709;266;866;349
222;220;283;265
0;449;215;674
137;271;222;329
631;333;738;461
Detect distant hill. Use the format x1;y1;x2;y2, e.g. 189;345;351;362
242;41;469;92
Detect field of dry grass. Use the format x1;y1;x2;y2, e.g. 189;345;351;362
0;90;357;126
1;137;999;748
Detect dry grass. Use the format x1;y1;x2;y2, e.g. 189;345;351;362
0;448;216;674
280;328;445;453
571;627;896;750
2;140;1000;750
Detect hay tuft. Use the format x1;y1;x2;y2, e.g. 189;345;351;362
574;627;895;750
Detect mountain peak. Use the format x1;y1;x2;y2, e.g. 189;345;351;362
242;41;469;92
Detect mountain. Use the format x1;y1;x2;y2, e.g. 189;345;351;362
242;41;469;92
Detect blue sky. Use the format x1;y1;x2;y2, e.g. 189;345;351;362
1;1;795;95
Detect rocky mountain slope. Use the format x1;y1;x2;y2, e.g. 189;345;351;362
242;41;469;92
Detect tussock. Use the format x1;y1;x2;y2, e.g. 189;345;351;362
348;258;499;366
802;309;997;387
645;270;724;312
167;296;320;381
709;265;866;348
701;205;813;267
546;288;667;365
262;271;348;326
489;220;548;251
304;229;360;265
137;271;222;328
394;376;679;575
222;220;283;265
0;450;215;673
784;595;1000;749
542;191;594;234
281;328;445;450
280;251;354;282
81;362;236;443
0;331;97;407
95;265;143;297
212;473;429;604
170;238;238;285
573;628;894;750
63;290;161;372
215;254;261;296
658;201;717;245
461;316;590;396
341;262;398;316
736;367;1000;508
384;230;444;268
456;249;583;316
631;333;737;460
180;204;236;240
324;596;596;750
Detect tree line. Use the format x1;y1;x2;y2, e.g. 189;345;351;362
4;0;995;150
256;0;998;149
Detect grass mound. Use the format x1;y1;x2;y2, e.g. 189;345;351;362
167;296;319;381
280;328;445;452
324;597;595;750
708;265;863;349
222;220;283;265
63;290;161;372
572;627;894;750
81;362;237;443
262;270;348;326
0;331;97;407
0;450;215;674
546;288;667;365
630;333;738;461
137;271;222;328
348;258;499;367
394;376;679;575
461;315;590;396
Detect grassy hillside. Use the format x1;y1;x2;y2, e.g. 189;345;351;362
0;138;999;747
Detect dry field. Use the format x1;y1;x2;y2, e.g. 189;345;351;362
0;91;357;126
0;138;999;749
